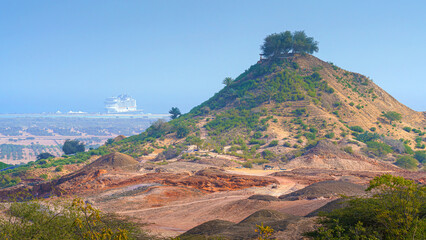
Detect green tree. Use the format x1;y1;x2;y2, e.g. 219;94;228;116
0;197;147;239
169;107;182;120
222;77;234;86
36;152;55;160
261;31;293;59
382;111;402;124
62;139;85;155
292;31;319;54
307;174;426;240
261;30;318;59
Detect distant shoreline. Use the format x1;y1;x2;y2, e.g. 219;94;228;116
0;113;170;119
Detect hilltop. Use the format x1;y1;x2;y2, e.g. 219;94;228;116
106;53;425;172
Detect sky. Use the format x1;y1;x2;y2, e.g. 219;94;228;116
1;0;425;114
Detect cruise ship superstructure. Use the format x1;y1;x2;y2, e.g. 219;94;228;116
104;94;137;113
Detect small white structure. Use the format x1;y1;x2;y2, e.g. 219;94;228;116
105;94;137;113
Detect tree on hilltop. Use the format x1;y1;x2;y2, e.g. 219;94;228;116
169;107;181;119
261;30;318;59
222;77;234;87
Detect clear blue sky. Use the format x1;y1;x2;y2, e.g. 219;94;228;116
1;0;425;114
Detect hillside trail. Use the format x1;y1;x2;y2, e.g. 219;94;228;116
225;168;303;196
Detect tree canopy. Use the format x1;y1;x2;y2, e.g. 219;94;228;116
382;111;402;124
261;30;318;59
169;107;182;120
36;152;55;161
62;139;85;155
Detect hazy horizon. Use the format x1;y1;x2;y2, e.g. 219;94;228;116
1;1;426;114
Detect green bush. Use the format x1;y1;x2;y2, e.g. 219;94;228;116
325;132;335;139
366;141;393;157
414;151;426;163
283;142;291;147
242;161;253;168
349;126;364;133
0;198;147;239
403;126;412;132
249;139;266;145
268;140;279;147
342;146;353;154
394;156;419;170
261;150;275;160
306;174;425;240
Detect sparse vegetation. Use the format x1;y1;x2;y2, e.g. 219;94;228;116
307;174;426;240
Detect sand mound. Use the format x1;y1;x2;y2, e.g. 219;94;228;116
279;180;366;201
180;219;234;239
248;194;281;202
305;198;348;217
85;152;139;171
283;140;399;171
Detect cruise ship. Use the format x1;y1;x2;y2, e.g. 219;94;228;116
104;94;137;113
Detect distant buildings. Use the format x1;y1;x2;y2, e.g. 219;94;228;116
104;94;137;113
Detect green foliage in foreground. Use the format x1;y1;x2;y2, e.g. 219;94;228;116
0;197;149;240
307;174;426;240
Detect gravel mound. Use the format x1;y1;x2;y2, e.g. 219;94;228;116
179;219;234;239
180;210;300;240
85;152;139;171
279;180;366;201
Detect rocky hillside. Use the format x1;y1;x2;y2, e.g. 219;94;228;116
106;54;425;171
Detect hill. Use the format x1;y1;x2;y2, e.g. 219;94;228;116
107;54;425;171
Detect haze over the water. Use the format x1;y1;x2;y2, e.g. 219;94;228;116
1;1;425;114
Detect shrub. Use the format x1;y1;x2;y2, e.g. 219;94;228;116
252;132;263;139
249;139;266;145
325;132;335;139
342;146;353;154
0;198;146;239
394;156;419;170
370;127;376;132
355;131;380;143
242;161;253;168
403;126;412;132
283;142;291;147
261;150;275;160
349;126;364;133
39;174;48;180
304;132;316;140
414;151;426;163
55;166;63;172
307;174;425;239
36;152;55;160
349;102;355;106
268;140;279;147
365;141;393;157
